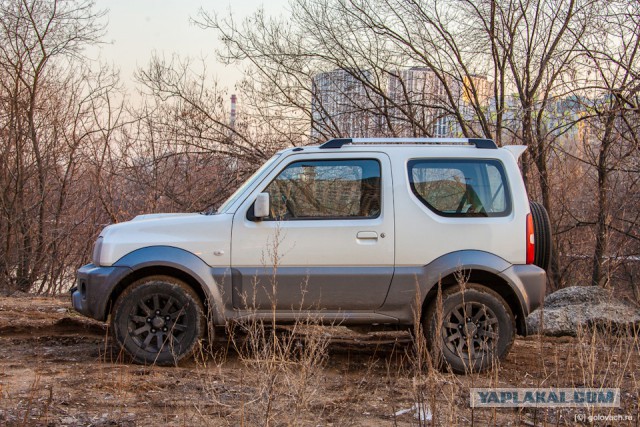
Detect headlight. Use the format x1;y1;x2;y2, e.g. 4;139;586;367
92;237;103;266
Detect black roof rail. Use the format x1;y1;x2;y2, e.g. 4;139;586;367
468;138;497;149
319;137;497;149
319;138;353;149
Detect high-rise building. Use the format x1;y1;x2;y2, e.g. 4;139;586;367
311;67;492;139
311;69;383;140
462;74;492;106
386;67;460;137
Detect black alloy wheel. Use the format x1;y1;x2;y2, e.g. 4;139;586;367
441;301;499;362
424;284;515;374
112;276;205;365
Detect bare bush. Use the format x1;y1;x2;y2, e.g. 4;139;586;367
0;0;110;293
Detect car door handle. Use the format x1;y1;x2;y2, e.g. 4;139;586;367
356;231;378;240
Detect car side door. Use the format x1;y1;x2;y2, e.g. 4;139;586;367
230;152;395;313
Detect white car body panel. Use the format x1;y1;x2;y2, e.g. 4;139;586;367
96;144;529;269
386;147;529;266
97;213;233;267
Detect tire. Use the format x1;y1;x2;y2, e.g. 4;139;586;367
423;284;515;374
530;201;552;272
111;275;205;366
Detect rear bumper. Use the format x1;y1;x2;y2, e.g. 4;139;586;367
506;264;547;315
501;264;547;335
71;263;132;321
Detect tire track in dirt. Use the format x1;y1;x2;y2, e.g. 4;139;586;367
0;316;106;338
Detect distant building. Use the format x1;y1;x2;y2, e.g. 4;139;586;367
544;96;589;139
462;74;492;107
310;69;383;140
386;67;462;137
311;67;490;139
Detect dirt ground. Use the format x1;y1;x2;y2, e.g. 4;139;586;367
0;296;638;426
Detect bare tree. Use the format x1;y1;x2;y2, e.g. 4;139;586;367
0;0;636;297
569;1;640;287
129;54;286;214
0;0;108;293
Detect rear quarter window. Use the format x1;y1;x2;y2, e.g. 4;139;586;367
408;159;511;217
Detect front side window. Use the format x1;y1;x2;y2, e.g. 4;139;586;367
264;159;381;220
408;159;511;217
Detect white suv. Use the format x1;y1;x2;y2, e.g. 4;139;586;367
72;138;550;373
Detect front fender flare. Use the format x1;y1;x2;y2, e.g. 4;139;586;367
113;246;228;324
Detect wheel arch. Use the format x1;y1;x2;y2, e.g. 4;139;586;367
407;251;528;336
381;251;531;335
107;266;206;316
107;246;227;324
421;269;527;336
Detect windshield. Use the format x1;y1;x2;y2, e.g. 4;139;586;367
217;154;282;213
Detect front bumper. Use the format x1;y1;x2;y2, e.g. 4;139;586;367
71;263;132;321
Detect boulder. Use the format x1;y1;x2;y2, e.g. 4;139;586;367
526;286;640;336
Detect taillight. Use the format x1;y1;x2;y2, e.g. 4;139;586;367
526;213;535;264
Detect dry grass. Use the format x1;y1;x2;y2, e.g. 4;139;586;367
0;287;639;426
0;309;639;425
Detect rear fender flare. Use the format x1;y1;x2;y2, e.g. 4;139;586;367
417;251;528;334
383;251;528;333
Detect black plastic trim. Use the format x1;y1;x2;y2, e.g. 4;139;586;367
469;138;498;149
73;264;133;320
319;138;353;149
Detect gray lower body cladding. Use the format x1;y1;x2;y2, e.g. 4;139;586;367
230;266;394;311
378;251;546;335
380;265;545;321
72;248;546;335
73;263;132;321
72;246;227;323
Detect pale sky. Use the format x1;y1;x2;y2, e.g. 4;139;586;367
91;0;289;90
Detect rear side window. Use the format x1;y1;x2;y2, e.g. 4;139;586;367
408;159;511;217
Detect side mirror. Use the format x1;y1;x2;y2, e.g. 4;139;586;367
253;192;270;219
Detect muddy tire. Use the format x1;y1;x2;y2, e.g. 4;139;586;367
423;284;515;374
530;201;552;272
111;276;205;366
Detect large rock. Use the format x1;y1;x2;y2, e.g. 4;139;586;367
526;286;640;336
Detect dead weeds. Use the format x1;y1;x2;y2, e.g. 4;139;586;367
0;296;638;426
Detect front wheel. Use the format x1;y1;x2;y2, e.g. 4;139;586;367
111;276;205;365
423;284;515;374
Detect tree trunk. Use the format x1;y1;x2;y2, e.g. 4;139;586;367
591;113;615;287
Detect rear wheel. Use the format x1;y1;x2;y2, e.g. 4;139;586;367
423;284;515;374
112;276;205;366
